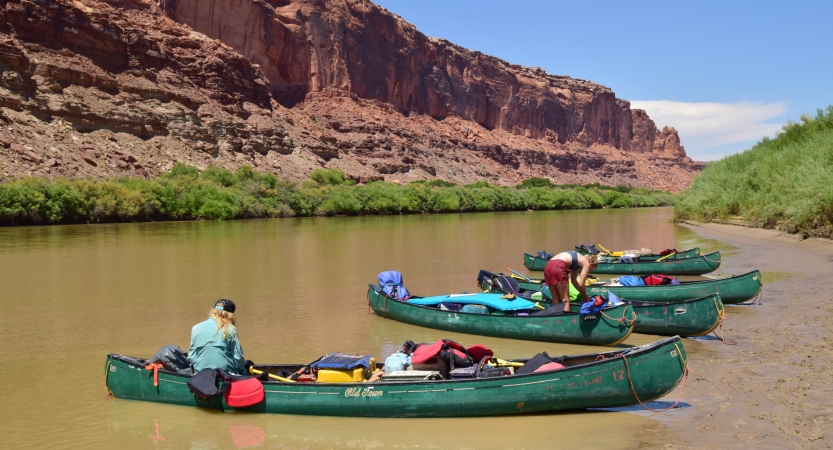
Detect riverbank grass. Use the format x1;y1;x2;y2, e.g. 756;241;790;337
674;106;833;236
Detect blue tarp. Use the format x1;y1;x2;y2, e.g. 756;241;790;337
406;293;536;311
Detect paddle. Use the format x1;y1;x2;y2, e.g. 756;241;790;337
506;268;534;282
656;251;677;262
249;367;295;382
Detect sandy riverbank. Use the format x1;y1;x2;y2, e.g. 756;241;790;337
644;222;833;448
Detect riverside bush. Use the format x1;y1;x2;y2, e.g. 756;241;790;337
0;164;672;225
674;106;833;235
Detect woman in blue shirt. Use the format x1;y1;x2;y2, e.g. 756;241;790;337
189;299;247;375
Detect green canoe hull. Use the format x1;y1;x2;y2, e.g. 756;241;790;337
479;276;725;336
368;287;635;346
525;248;702;270
587;270;762;304
575;247;702;262
496;270;762;305
523;251;722;275
105;337;687;417
630;294;724;336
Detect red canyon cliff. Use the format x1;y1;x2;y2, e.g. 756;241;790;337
0;0;702;190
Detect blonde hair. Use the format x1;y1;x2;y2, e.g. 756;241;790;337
587;255;599;265
210;308;238;341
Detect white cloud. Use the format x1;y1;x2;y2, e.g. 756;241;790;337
629;100;789;160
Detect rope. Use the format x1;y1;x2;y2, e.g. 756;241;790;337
711;296;737;345
600;305;636;327
701;254;723;264
621;342;689;412
738;286;763;305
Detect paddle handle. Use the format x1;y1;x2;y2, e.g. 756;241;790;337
507;268;532;282
250;367;296;383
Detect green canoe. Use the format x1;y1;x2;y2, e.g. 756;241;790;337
575;246;702;262
367;286;635;346
105;336;687;417
484;270;762;305
630;294;725;336
586;270;762;304
477;271;726;336
525;248;702;271
523;251;722;275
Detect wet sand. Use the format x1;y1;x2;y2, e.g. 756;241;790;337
650;223;833;448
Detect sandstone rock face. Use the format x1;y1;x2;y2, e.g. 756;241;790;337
0;0;701;191
161;0;684;156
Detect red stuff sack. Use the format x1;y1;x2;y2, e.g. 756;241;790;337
643;274;674;286
224;378;265;408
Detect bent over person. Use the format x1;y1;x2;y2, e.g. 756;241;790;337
544;252;599;312
189;299;247;375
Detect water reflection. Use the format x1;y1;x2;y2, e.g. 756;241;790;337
105;400;667;449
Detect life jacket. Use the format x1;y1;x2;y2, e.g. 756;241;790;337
411;339;473;370
187;369;264;410
224;376;264;408
378;271;411;301
516;352;565;374
643;274;676;286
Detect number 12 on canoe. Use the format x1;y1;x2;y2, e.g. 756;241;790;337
612;369;625;381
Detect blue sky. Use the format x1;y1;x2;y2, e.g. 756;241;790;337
373;0;833;160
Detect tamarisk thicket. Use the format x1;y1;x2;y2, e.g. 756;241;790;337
0;165;672;225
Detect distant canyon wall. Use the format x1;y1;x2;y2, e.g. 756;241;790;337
160;0;685;157
0;0;699;191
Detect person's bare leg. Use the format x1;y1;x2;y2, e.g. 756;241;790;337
560;281;571;312
550;282;569;312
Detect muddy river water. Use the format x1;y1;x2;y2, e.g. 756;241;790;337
2;207;827;449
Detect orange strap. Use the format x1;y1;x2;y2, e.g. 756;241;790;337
144;363;163;386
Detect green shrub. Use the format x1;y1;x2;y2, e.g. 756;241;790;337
0;165;671;225
310;168;349;186
517;177;555;189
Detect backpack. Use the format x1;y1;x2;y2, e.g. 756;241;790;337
536;251;554;260
378;271;411;301
150;344;192;375
577;244;601;255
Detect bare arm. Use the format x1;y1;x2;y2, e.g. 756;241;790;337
572;265;591;303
